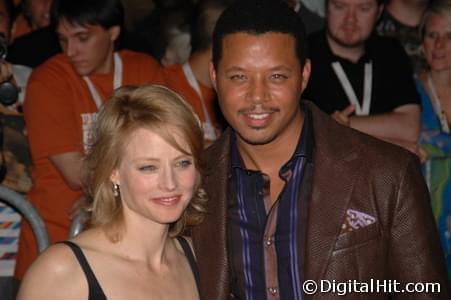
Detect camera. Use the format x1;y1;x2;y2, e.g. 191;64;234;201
0;32;18;106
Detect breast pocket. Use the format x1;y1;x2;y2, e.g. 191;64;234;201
333;224;381;252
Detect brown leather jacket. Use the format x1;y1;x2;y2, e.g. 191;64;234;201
192;102;450;299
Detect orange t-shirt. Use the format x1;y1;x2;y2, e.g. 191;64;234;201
163;64;220;132
15;50;165;279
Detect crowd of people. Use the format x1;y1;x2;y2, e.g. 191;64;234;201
0;0;449;299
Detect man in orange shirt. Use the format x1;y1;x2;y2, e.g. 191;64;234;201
164;0;230;143
15;0;165;280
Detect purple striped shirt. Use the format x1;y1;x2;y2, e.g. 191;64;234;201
227;108;312;299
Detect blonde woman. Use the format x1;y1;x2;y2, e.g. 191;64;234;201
416;0;451;281
17;85;206;299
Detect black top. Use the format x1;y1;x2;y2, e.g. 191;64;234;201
61;237;201;300
175;236;202;297
303;30;421;115
8;27;61;68
61;241;106;300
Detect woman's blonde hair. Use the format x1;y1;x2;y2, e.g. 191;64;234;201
82;85;207;241
420;0;451;40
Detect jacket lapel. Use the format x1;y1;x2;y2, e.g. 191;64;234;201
302;103;363;282
192;130;231;300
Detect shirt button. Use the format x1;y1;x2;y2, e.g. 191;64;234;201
268;287;278;295
265;236;274;246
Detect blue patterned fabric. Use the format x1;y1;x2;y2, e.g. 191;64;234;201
416;79;451;281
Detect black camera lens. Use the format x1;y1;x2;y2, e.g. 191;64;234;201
0;81;18;106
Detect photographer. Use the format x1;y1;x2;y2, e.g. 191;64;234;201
0;0;31;110
0;1;32;300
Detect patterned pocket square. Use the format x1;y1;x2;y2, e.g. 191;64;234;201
341;209;376;233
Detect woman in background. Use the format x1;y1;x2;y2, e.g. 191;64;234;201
17;85;206;299
416;0;451;281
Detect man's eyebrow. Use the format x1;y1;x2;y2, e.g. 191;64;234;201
224;65;293;72
269;65;292;71
224;66;246;72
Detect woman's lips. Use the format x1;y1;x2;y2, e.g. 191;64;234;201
151;195;181;206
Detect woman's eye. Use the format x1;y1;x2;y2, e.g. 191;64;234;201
176;159;193;169
139;165;157;172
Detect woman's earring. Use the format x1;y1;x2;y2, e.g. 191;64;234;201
112;183;120;197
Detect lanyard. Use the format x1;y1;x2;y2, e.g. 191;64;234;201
331;61;373;116
83;52;122;109
427;73;450;134
182;62;217;140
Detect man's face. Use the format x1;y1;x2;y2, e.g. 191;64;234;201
0;0;10;41
327;0;382;48
29;0;52;29
57;18;120;76
210;32;310;146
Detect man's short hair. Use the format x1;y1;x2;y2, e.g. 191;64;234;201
325;0;386;6
212;0;308;69
50;0;124;29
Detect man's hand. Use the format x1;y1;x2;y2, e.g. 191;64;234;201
400;142;428;163
378;137;428;163
332;105;355;126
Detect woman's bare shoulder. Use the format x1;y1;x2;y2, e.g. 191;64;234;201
16;242;87;300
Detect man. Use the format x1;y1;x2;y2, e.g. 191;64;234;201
22;0;52;31
8;0;60;68
15;0;164;280
163;0;230;142
302;0;423;158
12;0;52;39
0;0;32;107
376;0;430;72
191;1;449;299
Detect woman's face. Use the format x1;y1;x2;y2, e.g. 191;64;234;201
111;127;198;227
423;13;451;72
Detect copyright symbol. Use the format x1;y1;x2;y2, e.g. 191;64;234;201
303;280;318;295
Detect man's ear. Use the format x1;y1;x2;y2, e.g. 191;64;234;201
109;25;121;42
208;61;218;91
300;58;311;92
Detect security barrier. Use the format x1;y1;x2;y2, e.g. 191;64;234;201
0;185;49;253
69;211;87;239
